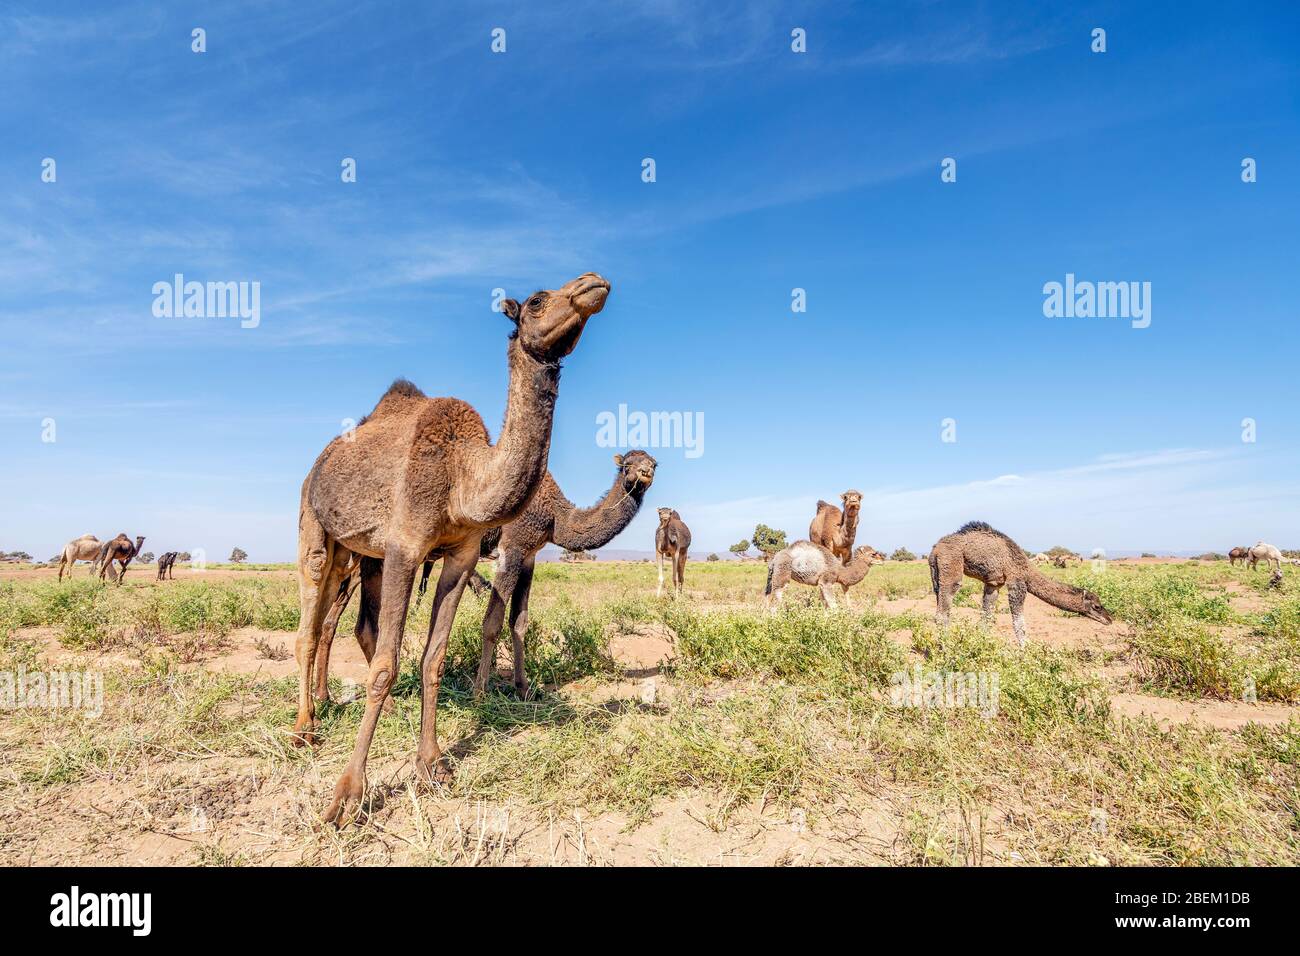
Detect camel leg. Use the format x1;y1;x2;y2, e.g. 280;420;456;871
509;556;536;697
1007;580;1028;647
675;552;686;595
415;559;434;605
819;582;837;608
467;568;490;597
314;564;359;703
323;547;419;826
58;553;67;582
934;561;962;628
292;540;349;746
981;584;998;626
474;550;522;698
657;553;665;598
414;539;480;787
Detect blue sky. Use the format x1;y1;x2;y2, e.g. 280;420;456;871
2;0;1298;561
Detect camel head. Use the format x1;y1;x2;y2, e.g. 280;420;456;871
656;507;674;527
1079;590;1113;625
134;535;146;551
614;450;657;494
852;545;885;564
502;272;610;363
840;489;863;519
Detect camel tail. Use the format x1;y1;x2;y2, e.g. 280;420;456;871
928;552;940;595
764;561;775;596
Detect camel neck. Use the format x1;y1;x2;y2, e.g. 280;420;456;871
836;554;872;586
551;477;646;552
1026;568;1089;613
460;338;560;525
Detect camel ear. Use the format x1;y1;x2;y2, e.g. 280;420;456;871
613;454;624;467
501;298;521;323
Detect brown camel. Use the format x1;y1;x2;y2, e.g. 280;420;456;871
655;507;691;596
1228;546;1249;567
57;534;101;581
764;540;885;608
94;534;145;584
929;522;1111;646
809;490;863;564
292;272;609;827
316;451;657;703
156;551;179;580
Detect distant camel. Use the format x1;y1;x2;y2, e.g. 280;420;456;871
1248;542;1282;572
94;534;146;585
764;540;885;609
156;551;179;580
1228;546;1249;567
929;522;1112;646
809;490;862;564
57;534;101;581
655;508;691;597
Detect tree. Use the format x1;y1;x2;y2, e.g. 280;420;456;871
752;524;787;558
177;552;192;562
729;539;750;560
1045;545;1076;559
136;552;155;564
229;547;248;564
890;547;915;562
707;553;719;562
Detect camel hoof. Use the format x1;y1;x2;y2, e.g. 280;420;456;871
290;720;319;748
513;679;531;699
415;757;454;789
322;771;366;828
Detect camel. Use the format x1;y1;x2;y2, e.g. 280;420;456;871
292;272;609;827
316;451;657;703
764;540;886;609
1248;541;1282;572
1228;546;1249;567
156;551;179;580
655;507;691;596
809;490;863;564
93;534;145;584
57;534;101;581
929;522;1112;646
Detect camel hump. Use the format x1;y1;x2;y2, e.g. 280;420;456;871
957;520;996;535
365;378;428;421
815;500;833;511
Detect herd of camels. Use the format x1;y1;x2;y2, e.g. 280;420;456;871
47;273;1290;826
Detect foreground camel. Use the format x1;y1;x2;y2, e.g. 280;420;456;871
929;522;1112;646
764;540;885;609
1248;542;1282;572
292;272;609;826
318;451;657;703
1228;546;1249;567
655;507;691;596
94;534;145;584
156;551;179;580
57;534;101;581
809;490;863;564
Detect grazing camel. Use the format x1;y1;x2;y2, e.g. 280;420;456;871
1248;542;1283;572
929;522;1112;646
292;272;609;827
318;451;657;702
156;551;179;580
655;507;691;597
1228;546;1249;567
94;534;145;584
764;541;886;609
57;534;101;581
809;490;863;564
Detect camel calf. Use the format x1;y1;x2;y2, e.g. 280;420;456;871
655;508;691;597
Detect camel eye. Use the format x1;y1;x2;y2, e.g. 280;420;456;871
529;296;544;310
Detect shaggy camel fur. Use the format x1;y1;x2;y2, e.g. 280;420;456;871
655;508;691;596
94;534;145;584
318;451;657;703
1228;546;1249;567
293;272;608;826
929;522;1112;646
57;534;101;581
764;540;885;608
1248;541;1283;572
156;551;179;580
808;490;863;565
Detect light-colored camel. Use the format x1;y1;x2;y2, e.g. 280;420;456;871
1228;546;1249;567
655;507;691;596
317;451;657;703
808;490;863;564
1248;542;1282;572
764;540;885;608
93;534;145;584
292;272;609;827
57;534;101;581
929;522;1112;646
